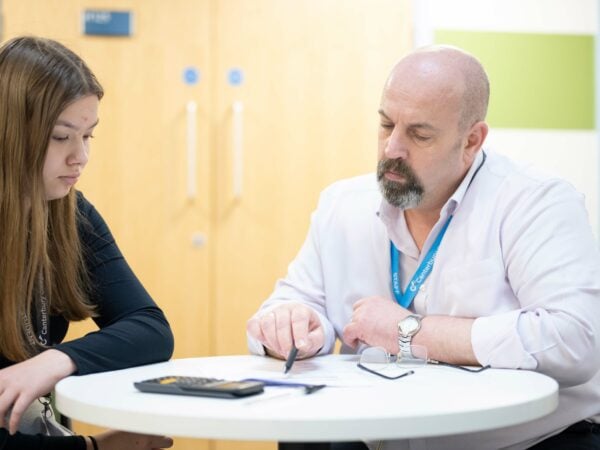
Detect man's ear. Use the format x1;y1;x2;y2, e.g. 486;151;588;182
463;121;488;164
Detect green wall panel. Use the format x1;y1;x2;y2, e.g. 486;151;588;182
435;30;594;130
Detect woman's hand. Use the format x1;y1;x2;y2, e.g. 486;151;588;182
91;431;173;449
0;349;76;434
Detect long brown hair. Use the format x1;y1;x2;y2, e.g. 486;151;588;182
0;36;104;361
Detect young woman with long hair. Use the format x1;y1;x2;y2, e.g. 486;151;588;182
0;36;174;450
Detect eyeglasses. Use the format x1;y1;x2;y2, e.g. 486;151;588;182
357;345;426;380
357;346;491;380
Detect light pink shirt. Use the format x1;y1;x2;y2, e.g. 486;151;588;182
248;150;600;449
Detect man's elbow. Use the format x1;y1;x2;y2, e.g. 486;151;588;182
540;338;600;387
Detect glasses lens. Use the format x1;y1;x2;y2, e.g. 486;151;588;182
359;346;389;368
360;346;390;363
396;344;428;367
359;347;414;379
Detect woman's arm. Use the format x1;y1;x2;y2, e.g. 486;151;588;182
0;350;76;434
0;431;86;450
53;193;174;374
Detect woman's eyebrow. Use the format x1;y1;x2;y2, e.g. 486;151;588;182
55;118;100;130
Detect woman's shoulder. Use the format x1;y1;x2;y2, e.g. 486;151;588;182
75;191;108;239
76;191;105;223
75;190;92;215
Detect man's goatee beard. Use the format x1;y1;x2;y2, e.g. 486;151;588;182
376;159;424;209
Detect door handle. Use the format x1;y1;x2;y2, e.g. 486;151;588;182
186;100;197;200
232;100;243;199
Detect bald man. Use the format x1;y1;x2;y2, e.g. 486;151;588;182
247;46;600;449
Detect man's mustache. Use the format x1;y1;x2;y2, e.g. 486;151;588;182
378;158;415;180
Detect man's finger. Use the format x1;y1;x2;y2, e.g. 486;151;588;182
246;317;266;342
290;306;311;351
342;322;360;348
306;323;326;356
259;312;282;356
273;308;294;357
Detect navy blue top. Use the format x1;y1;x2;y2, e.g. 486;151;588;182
0;192;174;449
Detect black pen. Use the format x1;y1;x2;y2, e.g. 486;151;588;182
283;345;299;374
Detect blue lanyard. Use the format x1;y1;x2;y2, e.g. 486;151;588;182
390;215;453;308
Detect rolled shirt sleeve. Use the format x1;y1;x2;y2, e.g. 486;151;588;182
248;203;337;355
248;153;600;448
471;178;600;386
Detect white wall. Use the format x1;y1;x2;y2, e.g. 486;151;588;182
413;0;600;238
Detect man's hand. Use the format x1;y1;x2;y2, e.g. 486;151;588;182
0;349;76;434
342;296;407;352
247;303;324;359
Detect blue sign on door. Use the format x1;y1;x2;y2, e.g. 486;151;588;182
183;67;201;85
83;10;133;36
228;68;244;86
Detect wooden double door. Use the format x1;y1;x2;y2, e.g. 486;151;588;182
3;1;411;449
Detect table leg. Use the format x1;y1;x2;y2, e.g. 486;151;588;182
278;443;331;450
278;443;368;450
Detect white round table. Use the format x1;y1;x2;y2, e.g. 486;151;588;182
55;354;558;442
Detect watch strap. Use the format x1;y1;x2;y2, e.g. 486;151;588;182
397;314;423;358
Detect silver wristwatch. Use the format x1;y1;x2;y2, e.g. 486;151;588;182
397;314;423;359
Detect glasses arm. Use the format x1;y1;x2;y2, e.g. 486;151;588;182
357;363;415;380
428;359;491;373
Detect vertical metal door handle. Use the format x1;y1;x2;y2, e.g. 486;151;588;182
232;101;244;199
186;100;197;199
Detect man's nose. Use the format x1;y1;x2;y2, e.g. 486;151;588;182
384;128;408;160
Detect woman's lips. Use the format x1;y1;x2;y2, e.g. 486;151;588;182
59;175;80;186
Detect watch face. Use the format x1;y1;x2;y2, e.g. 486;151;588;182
400;316;420;336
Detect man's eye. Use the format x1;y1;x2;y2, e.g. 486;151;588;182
380;123;394;129
414;135;431;142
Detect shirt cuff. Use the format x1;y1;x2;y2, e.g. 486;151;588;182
472;310;538;369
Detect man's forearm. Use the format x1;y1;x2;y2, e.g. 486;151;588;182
414;316;477;366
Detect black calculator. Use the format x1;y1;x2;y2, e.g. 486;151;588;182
134;376;265;399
